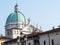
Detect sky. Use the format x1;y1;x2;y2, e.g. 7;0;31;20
0;0;60;35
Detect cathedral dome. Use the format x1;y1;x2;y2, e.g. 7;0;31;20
6;4;26;24
6;11;26;24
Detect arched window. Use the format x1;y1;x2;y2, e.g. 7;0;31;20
34;39;40;45
52;39;54;45
44;41;46;45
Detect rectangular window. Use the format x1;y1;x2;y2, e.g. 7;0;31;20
44;41;46;45
52;39;54;45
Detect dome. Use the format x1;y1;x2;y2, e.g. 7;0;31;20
6;4;26;24
6;11;26;24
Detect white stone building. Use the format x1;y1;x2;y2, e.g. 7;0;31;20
3;28;60;45
2;2;60;45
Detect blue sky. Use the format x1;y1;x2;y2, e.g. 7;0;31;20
0;0;60;35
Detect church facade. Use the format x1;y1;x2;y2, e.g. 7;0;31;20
1;2;60;45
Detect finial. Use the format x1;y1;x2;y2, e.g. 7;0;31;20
15;0;19;12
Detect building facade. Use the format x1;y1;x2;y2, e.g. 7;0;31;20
1;2;60;45
3;28;60;45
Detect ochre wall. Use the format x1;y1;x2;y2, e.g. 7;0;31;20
0;39;8;45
